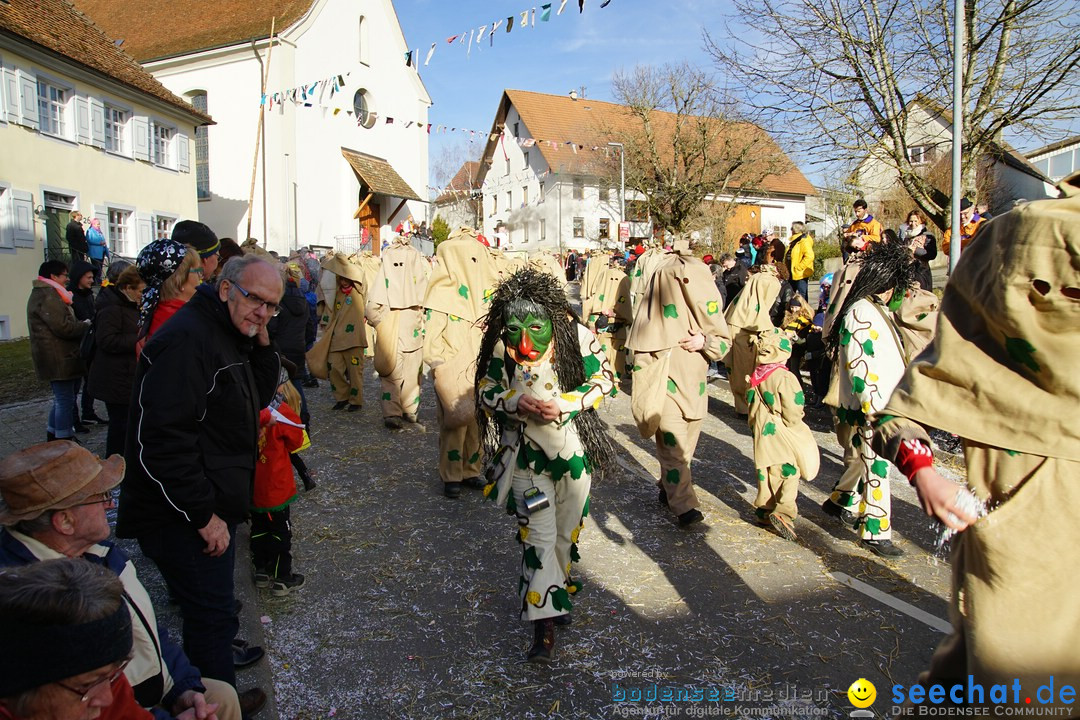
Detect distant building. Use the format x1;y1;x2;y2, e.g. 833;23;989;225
474;89;815;253
853;96;1056;227
1027;135;1080;183
73;0;430;255
0;0;209;339
433;160;482;231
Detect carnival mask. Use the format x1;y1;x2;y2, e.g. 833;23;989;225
504;312;553;363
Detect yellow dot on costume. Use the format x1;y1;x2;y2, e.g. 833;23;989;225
869;373;879;382
872;488;883;501
566;562;572;575
570;526;581;543
519;526;530;542
526;591;541;606
483;482;495;497
880;518;890;530
869;330;879;340
592;396;602;409
858;501;867;513
561;393;577;402
861;401;871;413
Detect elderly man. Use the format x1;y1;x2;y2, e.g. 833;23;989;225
0;440;263;719
118;254;282;694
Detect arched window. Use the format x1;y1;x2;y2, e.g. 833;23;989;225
358;16;369;64
353;89;375;129
189;91;209;199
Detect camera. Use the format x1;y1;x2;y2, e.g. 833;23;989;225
522;487;550;514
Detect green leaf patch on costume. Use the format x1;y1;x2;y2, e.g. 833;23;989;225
551;587;572;612
663;304;679;318
781;463;798;478
862;339;875;356
762;390;775;407
1004;336;1040;373
569;543;581;563
447;449;461;461
665;468;681;484
794;391;805;406
756;469;765;483
583;353;601;377
840;328;852;346
699;381;706;396
457;284;470;299
706;300;719;315
871;459;889;478
345;324;355;333
852;376;866;394
663;432;677;447
523;547;543;570
382;392;391;401
486;357;504;381
762;422;776;436
746;388;756;405
667;378;677;394
864;517;883;536
567;453;587;479
779;338;792;352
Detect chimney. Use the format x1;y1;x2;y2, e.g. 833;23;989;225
569;90;578;101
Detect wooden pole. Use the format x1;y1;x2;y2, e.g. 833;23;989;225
246;17;275;242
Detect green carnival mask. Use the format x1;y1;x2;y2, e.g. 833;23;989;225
505;312;553;363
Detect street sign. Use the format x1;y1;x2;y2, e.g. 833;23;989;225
618;221;630;242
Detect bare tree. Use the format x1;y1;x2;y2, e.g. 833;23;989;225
706;0;1080;229
603;62;794;240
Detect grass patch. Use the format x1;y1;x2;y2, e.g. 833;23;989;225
0;339;50;405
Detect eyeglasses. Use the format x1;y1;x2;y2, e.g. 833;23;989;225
56;660;129;703
74;491;116;508
229;281;281;317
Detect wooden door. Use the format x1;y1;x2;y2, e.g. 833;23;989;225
356;195;380;254
45;208;70;262
727;204;762;245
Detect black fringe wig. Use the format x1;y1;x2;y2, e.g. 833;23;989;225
825;237;921;357
475;268;615;478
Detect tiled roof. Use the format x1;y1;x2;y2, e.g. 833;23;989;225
341;147;422;201
480;89;816;198
0;0;212;124
1026;134;1080;159
435;160;481;204
70;0;313;62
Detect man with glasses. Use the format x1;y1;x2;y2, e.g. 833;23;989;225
117;253;281;710
0;440;250;718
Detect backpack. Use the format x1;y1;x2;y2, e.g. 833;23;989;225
79;320;96;365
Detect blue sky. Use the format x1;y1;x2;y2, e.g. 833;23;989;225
393;0;721;189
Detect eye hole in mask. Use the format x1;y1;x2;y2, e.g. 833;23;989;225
1062;287;1080;300
1032;279;1051;296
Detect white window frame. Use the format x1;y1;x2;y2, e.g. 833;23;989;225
573;217;584;238
153;122;175;168
506;191;511;211
36;77;71;139
107;205;134;256
907;145;928;165
104;103;130;155
599;217;610;239
357;16;369;65
154;213;177;240
522;186;528;206
539;181;545;203
523;150;529;169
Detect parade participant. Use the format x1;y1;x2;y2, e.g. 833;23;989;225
251;369;310;597
422;227;499;498
745;328;819;541
366;236;429;429
581;257;631;381
872;172;1080;697
941;198;985;256
627;244;666;313
821;239;919;557
318;252;368;412
626;241;731;526
527;252;567;291
359;252;381;359
475;268;615;662
724;256;785;417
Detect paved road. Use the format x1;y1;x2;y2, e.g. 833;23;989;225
1;326;963;719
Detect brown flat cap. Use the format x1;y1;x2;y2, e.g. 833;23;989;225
0;441;124;525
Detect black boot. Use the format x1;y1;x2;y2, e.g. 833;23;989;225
527;618;555;663
47;431;56;442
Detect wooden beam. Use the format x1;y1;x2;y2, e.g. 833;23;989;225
352;190;374;219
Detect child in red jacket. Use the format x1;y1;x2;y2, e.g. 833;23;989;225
252;371;310;596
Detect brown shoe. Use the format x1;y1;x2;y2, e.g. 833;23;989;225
238;687;267;715
769;512;798;542
527;618;556;663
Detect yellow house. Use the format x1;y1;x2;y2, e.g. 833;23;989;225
0;0;211;339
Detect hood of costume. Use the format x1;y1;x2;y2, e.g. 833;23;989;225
885;171;1080;462
369;240;428;309
239;238;275;262
821;256;863;337
528;252;568;289
724;264;781;331
626;252;729;353
320;250;367;284
423;227;499;322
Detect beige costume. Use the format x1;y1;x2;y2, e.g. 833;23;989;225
528;252;568;291
724;265;782;414
422;228;499;485
321;252;368;407
626;252;731;517
581;263;632;380
359;252;381;357
366;239;428;422
746;329;819;523
873;172;1080;697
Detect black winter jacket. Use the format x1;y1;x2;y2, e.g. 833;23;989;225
68;260;96;322
267;283;312;359
117;285;281;534
87;286;139;404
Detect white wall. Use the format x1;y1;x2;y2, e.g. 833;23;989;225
146;0;429;255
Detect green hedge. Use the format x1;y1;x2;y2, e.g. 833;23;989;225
812;235;842;280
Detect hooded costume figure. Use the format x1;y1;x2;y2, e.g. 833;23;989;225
724;263;783;415
423;227;499;496
872;172;1080;699
320;251;368;410
746;327;819;539
475;268;615;663
821;239;921;557
528;252;568;291
366;237;429;428
580;258;632;380
626;247;731;525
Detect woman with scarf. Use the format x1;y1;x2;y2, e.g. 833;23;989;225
476;268;615;663
27;260;88;443
135;239;203;357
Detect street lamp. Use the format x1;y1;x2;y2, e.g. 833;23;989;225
607;142;625;225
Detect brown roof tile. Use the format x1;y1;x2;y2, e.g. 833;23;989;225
435;160;481;203
479;89;815;198
70;0;312;62
341;147;422;201
0;0;211;124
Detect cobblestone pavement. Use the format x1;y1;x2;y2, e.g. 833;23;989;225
1;343;962;719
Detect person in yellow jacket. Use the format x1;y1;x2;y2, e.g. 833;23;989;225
785;222;815;300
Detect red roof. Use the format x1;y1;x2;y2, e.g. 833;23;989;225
0;0;212;124
478;89;816;197
435;160;482;204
